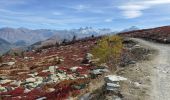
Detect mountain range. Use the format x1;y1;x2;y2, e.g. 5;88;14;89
0;27;114;54
121;26;139;32
0;26;141;55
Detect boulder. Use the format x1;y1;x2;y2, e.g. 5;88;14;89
105;75;127;83
49;66;57;73
86;53;93;60
82;53;93;64
104;75;127;91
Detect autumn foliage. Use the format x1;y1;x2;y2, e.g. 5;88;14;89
91;35;123;65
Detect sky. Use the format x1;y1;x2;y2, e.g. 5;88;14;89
0;0;170;30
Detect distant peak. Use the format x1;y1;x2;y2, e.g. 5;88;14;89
17;27;29;30
121;26;139;32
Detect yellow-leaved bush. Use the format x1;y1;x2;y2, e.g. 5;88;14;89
91;35;123;65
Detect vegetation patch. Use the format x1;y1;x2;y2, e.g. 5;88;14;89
91;35;123;70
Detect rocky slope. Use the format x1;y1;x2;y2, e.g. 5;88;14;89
119;26;170;43
0;36;154;100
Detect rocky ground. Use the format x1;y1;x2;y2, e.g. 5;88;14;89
79;38;156;100
117;41;156;100
0;37;155;100
130;38;170;100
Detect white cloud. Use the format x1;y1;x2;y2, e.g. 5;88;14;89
0;9;28;15
71;4;105;14
105;18;113;22
118;0;170;19
0;0;27;8
73;5;89;11
52;12;62;15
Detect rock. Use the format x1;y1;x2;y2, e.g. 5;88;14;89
67;74;75;80
104;75;127;91
48;88;55;92
50;75;59;82
106;86;119;91
0;79;12;84
134;82;141;88
24;88;31;93
90;68;109;75
105;75;127;82
26;78;36;83
36;97;47;100
42;69;49;72
82;53;93;64
86;53;93;60
24;57;34;60
35;77;43;81
73;84;85;90
79;93;91;100
56;73;67;80
70;66;82;72
133;44;141;48
1;62;15;67
106;83;120;88
7;62;15;66
90;69;102;75
54;57;64;64
0;85;7;92
129;61;136;64
27;83;38;88
10;80;22;86
49;66;56;73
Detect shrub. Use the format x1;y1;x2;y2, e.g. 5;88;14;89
91;35;123;66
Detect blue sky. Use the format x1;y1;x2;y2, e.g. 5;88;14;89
0;0;170;30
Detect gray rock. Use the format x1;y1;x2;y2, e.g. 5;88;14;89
36;97;47;100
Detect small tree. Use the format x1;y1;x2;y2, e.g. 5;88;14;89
55;41;60;47
14;52;19;57
72;35;76;42
91;35;94;38
62;39;67;44
0;56;3;63
21;51;24;58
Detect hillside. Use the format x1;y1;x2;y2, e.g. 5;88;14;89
0;35;154;99
119;26;170;43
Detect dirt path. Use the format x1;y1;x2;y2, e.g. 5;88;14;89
133;38;170;100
